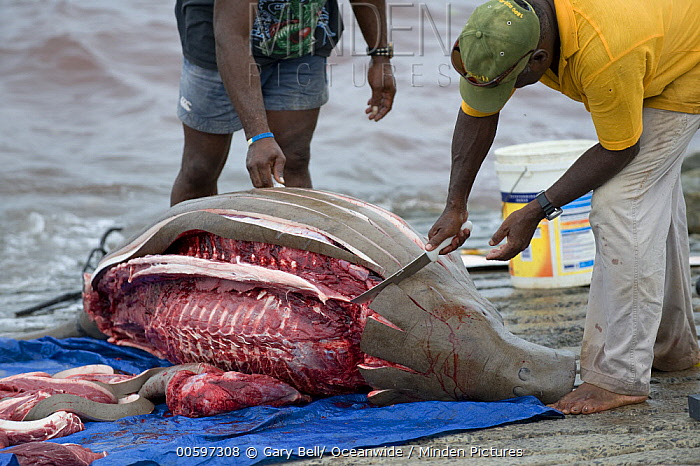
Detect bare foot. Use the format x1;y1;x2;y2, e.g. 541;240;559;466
547;383;647;414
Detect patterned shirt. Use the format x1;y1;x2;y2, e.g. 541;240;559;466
175;0;343;69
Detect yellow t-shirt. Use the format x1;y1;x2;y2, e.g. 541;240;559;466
462;0;700;150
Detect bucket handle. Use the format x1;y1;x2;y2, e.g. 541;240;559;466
501;166;529;219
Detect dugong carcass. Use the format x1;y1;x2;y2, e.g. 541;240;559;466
83;188;575;407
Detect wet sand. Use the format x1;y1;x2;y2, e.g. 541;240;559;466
8;237;700;464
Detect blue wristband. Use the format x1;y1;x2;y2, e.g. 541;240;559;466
247;132;275;146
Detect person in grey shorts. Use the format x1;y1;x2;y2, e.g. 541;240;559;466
171;0;396;205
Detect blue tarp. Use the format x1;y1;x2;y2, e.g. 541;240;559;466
0;337;563;465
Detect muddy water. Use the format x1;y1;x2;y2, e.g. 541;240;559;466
1;1;698;333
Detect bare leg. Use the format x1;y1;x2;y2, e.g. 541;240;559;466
548;383;648;414
171;124;232;206
266;108;320;188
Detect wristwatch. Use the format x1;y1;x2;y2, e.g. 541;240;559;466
536;191;563;221
367;43;394;59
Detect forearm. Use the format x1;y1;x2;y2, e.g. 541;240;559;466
426;110;495;250
350;0;395;120
445;110;499;211
213;0;269;139
544;142;640;208
349;0;388;50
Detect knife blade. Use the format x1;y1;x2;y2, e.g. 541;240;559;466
351;221;472;304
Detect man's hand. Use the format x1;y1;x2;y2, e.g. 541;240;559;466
486;201;544;261
426;208;471;255
246;138;286;188
366;57;395;121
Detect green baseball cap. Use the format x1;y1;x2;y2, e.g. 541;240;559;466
456;0;540;113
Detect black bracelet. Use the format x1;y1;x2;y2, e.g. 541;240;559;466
366;43;393;59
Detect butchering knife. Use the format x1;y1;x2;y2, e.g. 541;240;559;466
351;221;472;304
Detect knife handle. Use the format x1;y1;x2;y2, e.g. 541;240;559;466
426;221;473;262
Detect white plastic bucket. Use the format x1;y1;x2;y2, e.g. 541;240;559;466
494;140;597;289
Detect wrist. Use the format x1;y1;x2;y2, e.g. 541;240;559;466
527;199;547;221
247;132;275;147
369;55;391;62
445;192;468;211
444;201;467;215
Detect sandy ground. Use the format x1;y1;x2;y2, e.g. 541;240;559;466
8;237;700;464
290;242;700;465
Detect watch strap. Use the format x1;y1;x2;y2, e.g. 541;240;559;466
535;191;562;220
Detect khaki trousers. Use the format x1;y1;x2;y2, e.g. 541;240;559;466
582;107;700;396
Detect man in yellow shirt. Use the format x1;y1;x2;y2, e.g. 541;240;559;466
427;0;700;414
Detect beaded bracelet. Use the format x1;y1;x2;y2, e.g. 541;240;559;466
247;132;275;146
366;43;394;59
